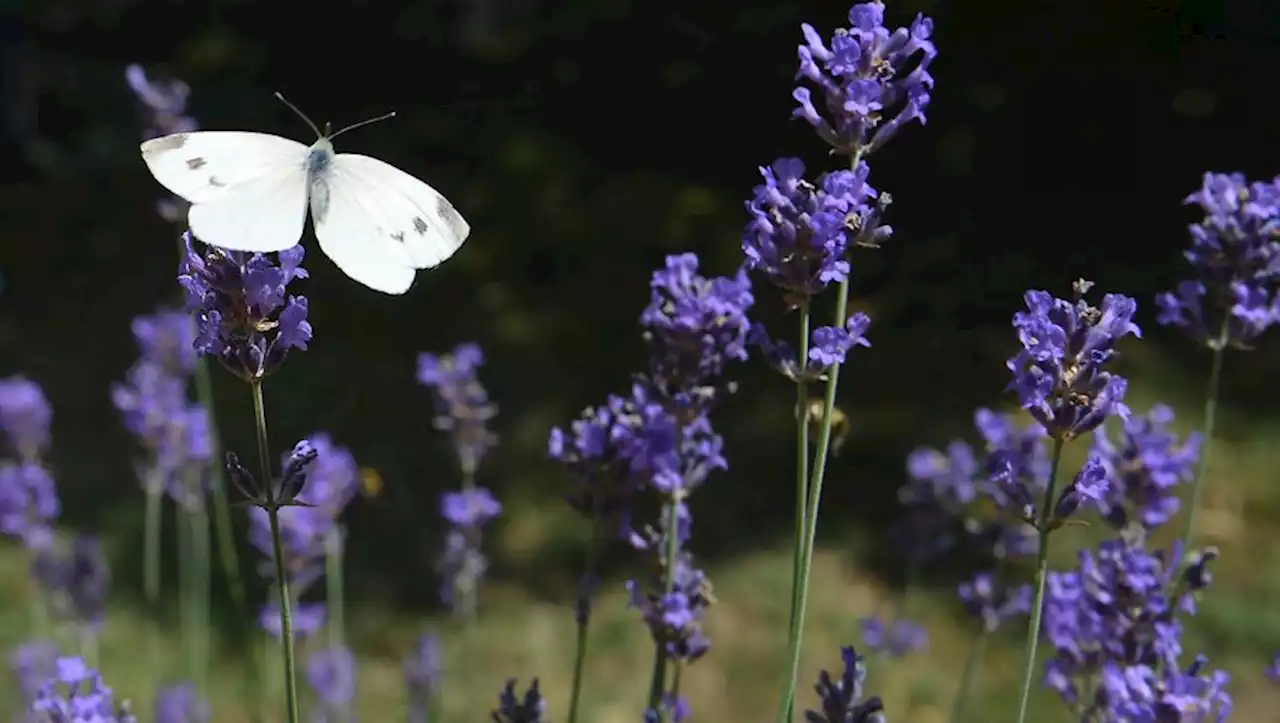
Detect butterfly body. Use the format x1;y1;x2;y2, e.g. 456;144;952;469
139;123;470;295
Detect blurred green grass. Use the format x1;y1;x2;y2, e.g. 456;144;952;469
3;355;1280;722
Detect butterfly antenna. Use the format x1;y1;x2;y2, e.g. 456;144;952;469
273;92;324;139
328;111;397;141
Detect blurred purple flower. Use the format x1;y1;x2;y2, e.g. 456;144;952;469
1157;172;1280;349
178;233;312;382
112;310;212;510
957;572;1031;633
246;435;356;637
0;376;52;462
742;157;888;303
1006;280;1140;441
28;656;134;723
154;683;210;723
1043;537;1220;716
125;64;198;222
404;633;442;723
10;641;58;701
1092;404;1200;533
1100;655;1232;722
893;408;1043;564
858;615;927;658
0;463;59;546
491;678;547;723
1268;653;1280;683
806;646;885;723
437;487;501;613
258;601;327;641
627;515;713;667
417;343;498;478
305;645;356;723
30;536;110;632
640;253;753;410
794;1;936;156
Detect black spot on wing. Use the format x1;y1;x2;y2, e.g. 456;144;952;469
186;157;207;170
435;195;469;241
148;134;188;153
209;176;226;187
412;216;429;235
391;231;406;243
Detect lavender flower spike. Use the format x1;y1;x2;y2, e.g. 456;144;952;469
305;645;357;723
417;342;498;479
1006;279;1140;441
1157;172;1280;349
154;683;211;723
178;233;312;381
405;633;443;723
491;678;548;723
805;646;885;723
0;376;53;462
794;2;937;156
29;657;135;723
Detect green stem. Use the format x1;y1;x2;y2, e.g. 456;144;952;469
143;477;163;671
1177;322;1229;555
192;502;212;691
777;277;852;723
948;625;990;723
325;527;346;653
786;303;811;648
566;540;599;723
460;471;478;625
252;381;301;723
645;498;683;720
1013;437;1066;723
177;498;194;681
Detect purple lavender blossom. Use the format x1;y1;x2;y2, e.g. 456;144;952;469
1092;405;1201;533
894;408;1043;564
0;376;52;463
404;634;442;723
491;679;547;723
258;602;327;641
640;253;753;408
805;646;885;723
1268;653;1280;683
1099;655;1232;722
417;343;498;478
154;683;210;723
627;517;713;666
548;399;639;534
125;64;198;222
178;233;312;381
10;641;58;702
305;645;356;723
112;310;212;510
246;435;357;636
437;487;502;612
0;463;59;546
794;2;937;157
1157;172;1280;349
1043;537;1221;717
31;536;111;632
858;615;927;658
742;158;888;303
28;657;134;723
957;571;1032;633
1006;279;1140;441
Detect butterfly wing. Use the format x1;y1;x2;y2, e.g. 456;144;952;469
309;153;471;294
140;131;310;252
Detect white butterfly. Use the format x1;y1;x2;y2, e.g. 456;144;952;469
139;94;471;295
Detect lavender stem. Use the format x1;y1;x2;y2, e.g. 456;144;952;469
1014;437;1065;723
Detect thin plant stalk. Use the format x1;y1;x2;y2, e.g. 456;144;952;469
192;501;212;691
459;470;478;625
948;625;990;723
566;537;600;723
77;626;99;669
143;473;163;669
251;380;302;723
644;498;683;720
1013;437;1066;723
325;527;346;652
776;150;863;723
1177;321;1230;554
786;302;811;639
177;499;194;681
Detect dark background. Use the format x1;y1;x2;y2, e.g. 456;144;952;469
2;0;1278;631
